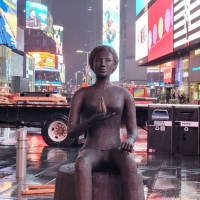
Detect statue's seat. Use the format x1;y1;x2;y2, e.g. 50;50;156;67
53;163;145;200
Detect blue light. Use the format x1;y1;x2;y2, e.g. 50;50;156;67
192;66;200;71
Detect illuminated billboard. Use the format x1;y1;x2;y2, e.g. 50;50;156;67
148;0;173;61
135;10;148;65
103;0;120;82
35;68;62;86
53;25;63;55
136;0;151;16
174;0;200;51
28;52;56;69
26;1;47;32
57;55;65;83
0;0;17;49
47;11;53;39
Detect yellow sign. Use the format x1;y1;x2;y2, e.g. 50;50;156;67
28;52;56;68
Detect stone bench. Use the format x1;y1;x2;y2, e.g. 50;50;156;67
54;163;145;200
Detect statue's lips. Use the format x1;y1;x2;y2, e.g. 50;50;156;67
100;69;106;73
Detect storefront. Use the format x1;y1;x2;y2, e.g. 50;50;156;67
0;45;12;87
189;49;200;103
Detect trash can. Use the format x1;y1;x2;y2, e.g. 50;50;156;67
148;104;173;154
172;105;199;155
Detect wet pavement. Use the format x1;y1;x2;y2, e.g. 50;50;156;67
0;127;199;199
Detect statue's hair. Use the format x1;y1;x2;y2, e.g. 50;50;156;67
89;45;118;72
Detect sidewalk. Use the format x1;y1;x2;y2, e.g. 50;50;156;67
0;127;199;199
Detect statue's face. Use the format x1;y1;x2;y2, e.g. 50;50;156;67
92;51;115;77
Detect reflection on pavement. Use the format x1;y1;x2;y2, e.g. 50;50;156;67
0;127;199;199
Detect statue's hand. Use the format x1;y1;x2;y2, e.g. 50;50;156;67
121;137;134;153
86;113;116;127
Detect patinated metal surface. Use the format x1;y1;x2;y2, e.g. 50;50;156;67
67;45;145;200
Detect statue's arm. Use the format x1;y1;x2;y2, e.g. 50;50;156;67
124;90;138;143
67;89;90;139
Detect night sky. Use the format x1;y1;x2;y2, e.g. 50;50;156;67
51;0;100;85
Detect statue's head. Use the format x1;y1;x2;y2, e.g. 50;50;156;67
89;45;118;74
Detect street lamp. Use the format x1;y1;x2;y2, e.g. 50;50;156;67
76;50;90;68
75;71;82;89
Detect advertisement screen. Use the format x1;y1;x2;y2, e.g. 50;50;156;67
133;88;145;97
136;0;151;16
162;61;174;84
135;10;148;65
53;25;63;55
0;0;17;49
189;54;200;82
47;11;53;39
28;52;56;69
103;0;120;82
174;0;200;51
57;55;65;83
35;68;62;86
26;1;47;32
148;0;173;61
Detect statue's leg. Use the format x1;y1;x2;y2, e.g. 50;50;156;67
109;148;139;200
75;148;105;200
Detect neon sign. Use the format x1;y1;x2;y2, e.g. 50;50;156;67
192;66;200;71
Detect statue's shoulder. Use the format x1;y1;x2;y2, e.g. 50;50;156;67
112;85;130;94
73;86;92;97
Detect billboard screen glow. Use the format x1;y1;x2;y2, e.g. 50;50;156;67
148;0;173;61
35;68;62;86
0;0;17;49
135;10;148;65
26;1;47;32
103;0;120;82
28;52;56;69
53;25;63;55
174;0;200;50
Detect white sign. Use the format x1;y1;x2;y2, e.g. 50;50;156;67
179;121;198;127
154;121;172;126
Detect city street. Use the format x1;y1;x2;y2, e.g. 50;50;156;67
0;127;199;199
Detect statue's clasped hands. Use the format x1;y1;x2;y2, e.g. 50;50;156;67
85;96;116;126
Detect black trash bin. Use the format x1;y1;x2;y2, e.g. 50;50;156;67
148;104;173;154
172;105;199;155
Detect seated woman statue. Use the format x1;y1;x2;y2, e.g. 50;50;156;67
68;45;143;200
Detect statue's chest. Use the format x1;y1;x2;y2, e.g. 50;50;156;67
83;93;124;114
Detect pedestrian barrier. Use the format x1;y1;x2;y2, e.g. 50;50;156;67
16;130;27;178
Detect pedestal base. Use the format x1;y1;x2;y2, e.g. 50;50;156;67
54;163;145;200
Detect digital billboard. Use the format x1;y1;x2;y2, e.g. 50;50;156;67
47;11;53;39
26;1;47;32
103;0;120;82
53;25;63;55
135;10;148;65
136;0;151;16
174;0;200;51
148;0;173;61
0;0;17;49
35;68;62;86
57;55;65;83
28;52;56;69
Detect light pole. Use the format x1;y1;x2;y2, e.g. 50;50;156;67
76;50;90;68
76;50;92;84
75;71;82;89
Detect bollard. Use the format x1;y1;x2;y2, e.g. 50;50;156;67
16;130;27;178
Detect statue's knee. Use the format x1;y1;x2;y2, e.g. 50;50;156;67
122;157;137;173
75;156;91;172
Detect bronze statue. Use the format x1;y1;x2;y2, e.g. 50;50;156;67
68;45;141;200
